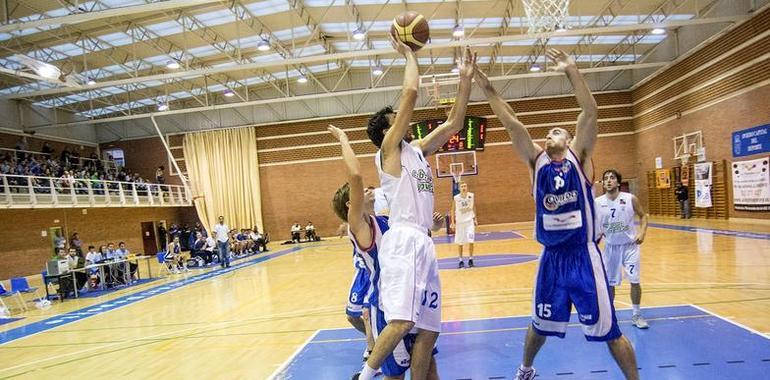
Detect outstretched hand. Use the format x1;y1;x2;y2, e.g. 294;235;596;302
545;48;576;72
457;46;478;80
473;62;492;89
327;124;348;142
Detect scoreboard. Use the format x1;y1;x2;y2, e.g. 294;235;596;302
411;116;486;151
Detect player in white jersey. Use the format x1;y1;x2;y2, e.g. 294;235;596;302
450;181;478;268
474;49;639;380
353;38;476;380
595;169;650;329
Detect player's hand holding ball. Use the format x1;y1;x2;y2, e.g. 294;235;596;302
390;11;429;52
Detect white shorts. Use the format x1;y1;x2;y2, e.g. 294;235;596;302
378;224;442;332
603;243;640;286
454;221;475;245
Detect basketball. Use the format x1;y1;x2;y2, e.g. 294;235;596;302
390;11;430;51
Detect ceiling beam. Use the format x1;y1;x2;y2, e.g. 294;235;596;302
26;61;667;129
4;15;746;100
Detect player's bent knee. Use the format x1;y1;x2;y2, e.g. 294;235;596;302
388;319;416;334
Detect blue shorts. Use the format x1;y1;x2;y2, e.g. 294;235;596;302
345;267;371;317
370;305;438;377
531;243;621;342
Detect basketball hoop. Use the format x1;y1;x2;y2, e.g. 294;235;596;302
449;163;464;184
521;0;570;35
436;151;478;179
420;73;459;109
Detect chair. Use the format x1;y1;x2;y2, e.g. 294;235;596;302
156;252;175;275
10;277;44;308
0;281;26;313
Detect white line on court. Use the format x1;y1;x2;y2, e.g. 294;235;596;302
689;304;770;341
267;330;321;380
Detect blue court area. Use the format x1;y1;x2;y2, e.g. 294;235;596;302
274;305;770;379
437;254;538;270
432;230;525;245
649;223;770;240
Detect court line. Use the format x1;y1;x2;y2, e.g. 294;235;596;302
267;330;321;380
689;304;770;341
648;223;770;240
0;246;305;347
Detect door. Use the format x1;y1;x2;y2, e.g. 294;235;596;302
141;222;158;255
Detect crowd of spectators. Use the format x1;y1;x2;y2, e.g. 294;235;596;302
1;137;154;194
159;220;270;269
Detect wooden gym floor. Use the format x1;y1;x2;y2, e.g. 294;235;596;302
0;217;768;379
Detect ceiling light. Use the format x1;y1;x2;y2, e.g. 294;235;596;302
451;65;459;74
166;60;180;69
452;24;464;38
157;103;169;111
223;89;235;97
353;27;366;40
529;64;541;72
13;55;61;80
651;27;666;35
257;39;270;51
86;77;96;86
297;74;308;83
372;64;384;76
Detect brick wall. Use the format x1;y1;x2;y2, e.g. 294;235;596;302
101;138;183;186
634;84;770;219
0;206;197;278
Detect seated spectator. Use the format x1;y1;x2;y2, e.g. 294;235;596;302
291;222;302;243
204;233;217;264
156;166;165;184
191;232;211;266
250;226;269;253
116;242;137;283
236;229;252;255
84;245;103;289
68;248;89;293
41;141;54;157
304;221;317;241
53;231;66;253
165;236;189;273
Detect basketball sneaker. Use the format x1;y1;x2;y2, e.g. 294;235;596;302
458;261;465;269
632;314;649;329
515;366;536;380
468;259;475;268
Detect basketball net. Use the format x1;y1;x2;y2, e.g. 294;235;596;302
450;162;464;184
521;0;570;35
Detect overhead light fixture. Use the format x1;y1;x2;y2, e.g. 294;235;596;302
223;88;235;97
157;103;169;111
372;64;384;76
451;65;460;74
257;39;270;51
13;55;62;80
166;60;180;69
529;64;542;72
86;77;96;86
297;74;308;83
651;27;666;35
353;27;366;40
452;24;464;38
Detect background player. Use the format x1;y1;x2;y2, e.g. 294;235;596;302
450;181;478;268
357;37;476;380
595;169;650;329
474;49;639;380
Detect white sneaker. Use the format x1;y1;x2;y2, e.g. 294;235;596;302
632;314;649;329
515;367;536;380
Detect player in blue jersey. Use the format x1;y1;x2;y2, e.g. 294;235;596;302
474;49;639;380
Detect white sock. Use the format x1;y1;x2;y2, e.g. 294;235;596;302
632;304;641;315
520;364;533;372
359;364;377;380
459;257;464;261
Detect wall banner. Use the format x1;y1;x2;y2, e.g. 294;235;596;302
731;157;770;211
694;162;713;208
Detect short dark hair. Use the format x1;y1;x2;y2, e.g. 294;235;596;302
119;241;125;245
332;183;351;222
603;169;622;184
88;245;95;250
367;106;394;148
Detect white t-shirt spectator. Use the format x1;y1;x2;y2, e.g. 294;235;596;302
204;236;216;252
214;223;230;243
305;224;315;231
291;224;301;233
85;251;102;265
115;248;130;259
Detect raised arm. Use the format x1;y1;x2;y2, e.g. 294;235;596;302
632;195;649;245
380;37;419;176
475;65;541;170
546;48;597;163
328;125;372;247
417;48;477;156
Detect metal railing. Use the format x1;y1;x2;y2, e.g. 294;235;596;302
0;174;191;208
0;147;119;170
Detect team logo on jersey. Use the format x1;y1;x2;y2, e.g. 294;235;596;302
619;199;626;205
561;160;572;174
603;221;630;233
411;169;434;193
543;191;578;211
554;175;565;190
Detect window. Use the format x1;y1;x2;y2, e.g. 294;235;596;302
103;148;125;167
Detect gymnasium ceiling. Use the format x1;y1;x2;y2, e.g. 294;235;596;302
0;0;762;139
